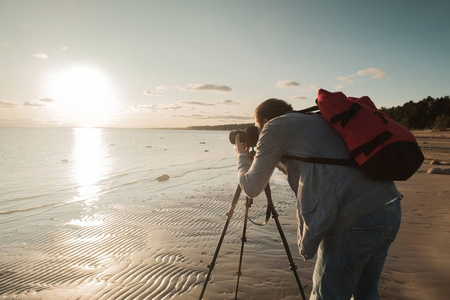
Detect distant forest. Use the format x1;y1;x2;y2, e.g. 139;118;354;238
187;95;450;131
186;123;253;131
379;95;450;130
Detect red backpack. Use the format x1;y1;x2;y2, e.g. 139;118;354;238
284;89;424;181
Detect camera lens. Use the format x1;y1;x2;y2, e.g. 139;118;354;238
229;130;246;144
229;126;259;147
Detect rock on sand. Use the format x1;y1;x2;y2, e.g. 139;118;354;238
427;168;450;175
155;174;170;181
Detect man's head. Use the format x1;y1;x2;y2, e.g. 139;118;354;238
253;98;293;130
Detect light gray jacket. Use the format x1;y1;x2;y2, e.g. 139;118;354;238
237;112;402;260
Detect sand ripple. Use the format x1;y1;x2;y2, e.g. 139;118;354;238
0;182;299;299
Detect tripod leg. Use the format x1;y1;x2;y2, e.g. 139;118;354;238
264;185;307;300
199;185;242;300
234;196;252;300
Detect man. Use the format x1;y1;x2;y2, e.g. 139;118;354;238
234;98;402;300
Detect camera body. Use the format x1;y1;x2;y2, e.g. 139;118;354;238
229;125;259;148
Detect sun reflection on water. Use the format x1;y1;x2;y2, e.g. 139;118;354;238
71;128;109;207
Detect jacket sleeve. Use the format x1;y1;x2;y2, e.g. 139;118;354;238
237;126;283;198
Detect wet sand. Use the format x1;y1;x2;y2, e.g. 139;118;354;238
1;130;449;300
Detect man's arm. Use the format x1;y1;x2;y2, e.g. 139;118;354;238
235;127;283;198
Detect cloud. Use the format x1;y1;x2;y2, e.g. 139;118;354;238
132;104;183;111
182;99;241;106
143;85;168;96
337;68;388;82
132;104;160;111
184;83;232;92
39;98;55;103
0;100;16;108
181;101;215;106
143;89;164;96
23;101;45;107
134;104;157;110
336;74;355;83
163;105;183;110
275;80;300;88
291;96;309;101
143;84;233;96
217;99;240;105
357;68;389;79
32;52;48;59
175;114;205;118
336;68;389;89
1;100;51;108
132;98;241;113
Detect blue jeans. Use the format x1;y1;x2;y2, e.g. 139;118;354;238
310;199;401;300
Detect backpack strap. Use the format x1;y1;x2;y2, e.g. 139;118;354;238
350;130;393;158
329;102;361;128
287;104;358;167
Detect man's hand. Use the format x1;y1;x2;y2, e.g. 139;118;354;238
234;134;249;156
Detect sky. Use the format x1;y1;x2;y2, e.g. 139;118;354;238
1;0;449;128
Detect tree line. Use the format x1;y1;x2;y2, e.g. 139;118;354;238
186;95;449;131
186;123;253;131
380;95;450;130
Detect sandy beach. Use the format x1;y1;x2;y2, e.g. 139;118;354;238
1;129;449;300
377;130;450;300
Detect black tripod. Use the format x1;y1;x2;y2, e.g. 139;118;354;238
198;181;306;300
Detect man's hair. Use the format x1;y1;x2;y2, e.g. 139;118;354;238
254;98;293;126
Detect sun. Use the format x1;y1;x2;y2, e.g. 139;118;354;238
44;65;117;126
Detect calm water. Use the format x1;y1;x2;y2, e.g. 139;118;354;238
0;128;295;299
0;128;237;231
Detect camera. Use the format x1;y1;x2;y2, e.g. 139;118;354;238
229;125;259;147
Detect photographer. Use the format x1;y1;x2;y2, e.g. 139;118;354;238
234;98;402;300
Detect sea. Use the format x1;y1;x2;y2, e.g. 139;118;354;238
0;127;294;299
1;127;237;225
0;128;241;297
